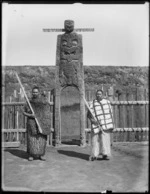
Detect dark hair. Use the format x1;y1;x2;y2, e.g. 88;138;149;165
96;89;103;95
32;86;39;92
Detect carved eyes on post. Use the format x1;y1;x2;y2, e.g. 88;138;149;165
62;40;78;47
62;41;67;46
64;51;76;55
64;51;69;55
72;40;78;46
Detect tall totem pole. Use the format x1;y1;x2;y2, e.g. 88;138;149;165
43;20;94;147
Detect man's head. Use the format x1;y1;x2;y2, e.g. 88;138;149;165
96;89;103;101
32;86;39;99
64;20;74;33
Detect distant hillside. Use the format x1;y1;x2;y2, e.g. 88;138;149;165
2;66;149;98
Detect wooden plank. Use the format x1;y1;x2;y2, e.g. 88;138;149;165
137;87;145;127
107;86;114;145
19;106;24;129
4;107;7;129
136;88;142;141
131;130;136;142
113;92;119;141
135;88;140;128
2;101;54;106
128;128;132;142
122;93;127;128
7;106;10;129
23;113;26;129
128;93;134;141
145;89;149;127
142;129;146;141
118;93;122;129
2;92;5;128
8;132;11;142
111;101;149;105
13;105;15;129
114;94;119;129
135;128;139;142
132;91;137;128
126;93;132;128
2;128;26;132
125;92;129;142
3;100;148;106
10;106;13;130
123;92;127;142
120;129;124;142
145;126;149;141
16;110;19;141
127;129;130;142
118;92;124;141
2;141;20;148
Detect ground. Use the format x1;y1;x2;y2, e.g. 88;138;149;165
2;142;149;192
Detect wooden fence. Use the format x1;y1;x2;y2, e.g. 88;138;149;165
85;86;149;144
2;85;149;147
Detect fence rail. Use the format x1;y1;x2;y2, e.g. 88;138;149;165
2;86;149;147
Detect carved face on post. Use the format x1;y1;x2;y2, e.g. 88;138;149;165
64;20;74;33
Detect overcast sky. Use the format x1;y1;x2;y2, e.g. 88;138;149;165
2;3;149;66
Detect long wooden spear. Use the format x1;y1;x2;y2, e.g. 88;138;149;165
15;71;43;134
82;95;104;133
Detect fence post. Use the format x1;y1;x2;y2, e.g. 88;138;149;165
16;110;19;141
2;85;5;142
108;86;114;145
145;89;149;128
47;92;50;145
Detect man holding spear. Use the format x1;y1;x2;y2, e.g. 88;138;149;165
15;72;51;161
86;89;115;161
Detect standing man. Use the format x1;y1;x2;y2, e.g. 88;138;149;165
87;89;115;161
23;86;51;161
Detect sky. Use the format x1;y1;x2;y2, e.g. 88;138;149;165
2;3;149;66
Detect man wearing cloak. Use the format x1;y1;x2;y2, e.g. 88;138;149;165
87;89;115;161
23;86;51;161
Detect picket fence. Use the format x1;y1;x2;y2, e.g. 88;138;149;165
2;85;149;147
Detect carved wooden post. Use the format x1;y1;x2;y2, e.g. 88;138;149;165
43;20;94;147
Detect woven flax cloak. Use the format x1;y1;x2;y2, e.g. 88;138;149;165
26;97;51;135
89;98;114;133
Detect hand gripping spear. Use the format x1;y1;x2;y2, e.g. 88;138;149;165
15;72;43;134
82;95;104;134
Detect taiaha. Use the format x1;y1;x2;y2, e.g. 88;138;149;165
15;71;43;134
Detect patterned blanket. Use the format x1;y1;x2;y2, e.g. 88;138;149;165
89;98;114;133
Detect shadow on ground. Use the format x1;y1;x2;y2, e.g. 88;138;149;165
4;149;28;160
57;150;89;161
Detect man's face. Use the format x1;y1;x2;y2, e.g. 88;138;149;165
32;89;39;98
96;91;103;101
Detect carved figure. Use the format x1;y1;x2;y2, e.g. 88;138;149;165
59;20;82;86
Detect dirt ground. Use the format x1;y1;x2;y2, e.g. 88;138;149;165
2;142;149;192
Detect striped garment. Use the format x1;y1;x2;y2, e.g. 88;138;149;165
89;98;114;133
